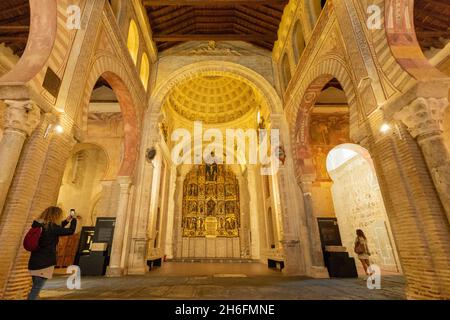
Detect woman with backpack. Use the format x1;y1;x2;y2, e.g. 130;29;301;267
26;206;77;300
354;229;371;276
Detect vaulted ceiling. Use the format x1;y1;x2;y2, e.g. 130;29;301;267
163;74;259;123
414;0;450;51
143;0;289;52
0;0;29;56
0;1;448;60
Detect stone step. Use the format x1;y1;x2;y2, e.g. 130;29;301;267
167;258;259;264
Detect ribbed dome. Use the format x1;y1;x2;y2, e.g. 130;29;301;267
164;75;259;124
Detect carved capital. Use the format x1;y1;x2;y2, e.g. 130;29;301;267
394;97;448;139
117;176;132;192
3;100;41;136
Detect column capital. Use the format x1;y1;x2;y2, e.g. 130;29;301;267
3;100;41;136
117;176;132;189
394;97;448;139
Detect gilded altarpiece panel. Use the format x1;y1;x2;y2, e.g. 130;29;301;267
182;165;240;238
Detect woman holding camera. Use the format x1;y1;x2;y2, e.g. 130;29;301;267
27;206;77;300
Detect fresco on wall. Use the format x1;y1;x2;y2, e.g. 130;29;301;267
309;113;350;181
182;164;240;238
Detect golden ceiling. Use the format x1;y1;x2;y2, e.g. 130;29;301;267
164;75;259;124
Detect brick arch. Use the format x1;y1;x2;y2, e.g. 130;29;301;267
287;57;359;179
0;0;57;84
148;61;283;117
70;142;110;181
77;55;144;177
384;0;446;80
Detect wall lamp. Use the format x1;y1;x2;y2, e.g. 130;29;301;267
44;123;64;138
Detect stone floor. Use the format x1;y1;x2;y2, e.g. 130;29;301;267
41;262;406;300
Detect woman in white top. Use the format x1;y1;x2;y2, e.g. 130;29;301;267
354;229;371;276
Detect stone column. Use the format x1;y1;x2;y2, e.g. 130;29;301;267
173;168;188;258
0;100;40;216
163;165;177;259
107;176;132;277
300;176;328;275
245;167;261;259
268;113;329;277
237;174;251;258
395;97;450;223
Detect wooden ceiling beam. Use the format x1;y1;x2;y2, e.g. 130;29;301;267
143;0;287;6
0;26;30;32
149;6;194;24
0;3;29;20
153;33;277;42
234;9;278;32
0;36;28;42
246;4;283;19
234;5;279;25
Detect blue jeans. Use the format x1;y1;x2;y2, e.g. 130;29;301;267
27;276;47;300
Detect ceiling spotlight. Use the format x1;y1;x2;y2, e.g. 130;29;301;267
380;123;391;134
54;124;64;134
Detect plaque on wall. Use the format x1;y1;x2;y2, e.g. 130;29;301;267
74;226;95;265
93;217;116;256
317;218;342;247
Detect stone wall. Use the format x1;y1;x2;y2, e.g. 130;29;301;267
329;152;400;273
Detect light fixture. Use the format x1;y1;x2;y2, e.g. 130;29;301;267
54;124;64;134
44;123;64;138
257;110;261;124
380;123;391;134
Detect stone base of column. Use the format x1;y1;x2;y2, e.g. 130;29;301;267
281;265;304;276
106;266;124;277
308;266;329;279
127;266;147;275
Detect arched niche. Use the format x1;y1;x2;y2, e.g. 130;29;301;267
292;20;306;64
127;20;139;65
140;53;150;90
326;144;401;274
281;53;292;90
57;144;108;227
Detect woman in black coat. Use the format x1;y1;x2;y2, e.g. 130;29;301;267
27;206;77;300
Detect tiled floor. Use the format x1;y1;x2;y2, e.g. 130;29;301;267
41;262;406;300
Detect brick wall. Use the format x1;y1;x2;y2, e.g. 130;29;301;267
370;123;450;299
0;116;75;299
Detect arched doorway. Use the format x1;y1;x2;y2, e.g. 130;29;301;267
292;73;400;277
57;144;108;227
326;144;401;275
55;73;138;272
139;61;286;269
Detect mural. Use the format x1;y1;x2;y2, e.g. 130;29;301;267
182;164;240;238
309;113;350;181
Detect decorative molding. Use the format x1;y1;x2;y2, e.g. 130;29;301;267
3;100;41;136
394;97;448;139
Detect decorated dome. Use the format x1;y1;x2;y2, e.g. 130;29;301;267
164;75;259;124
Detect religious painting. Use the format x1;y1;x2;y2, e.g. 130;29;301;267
182;165;240;238
206;163;218;181
309;113;350;181
206;200;216;216
225;184;235;197
206;184;216;198
217;184;224;198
